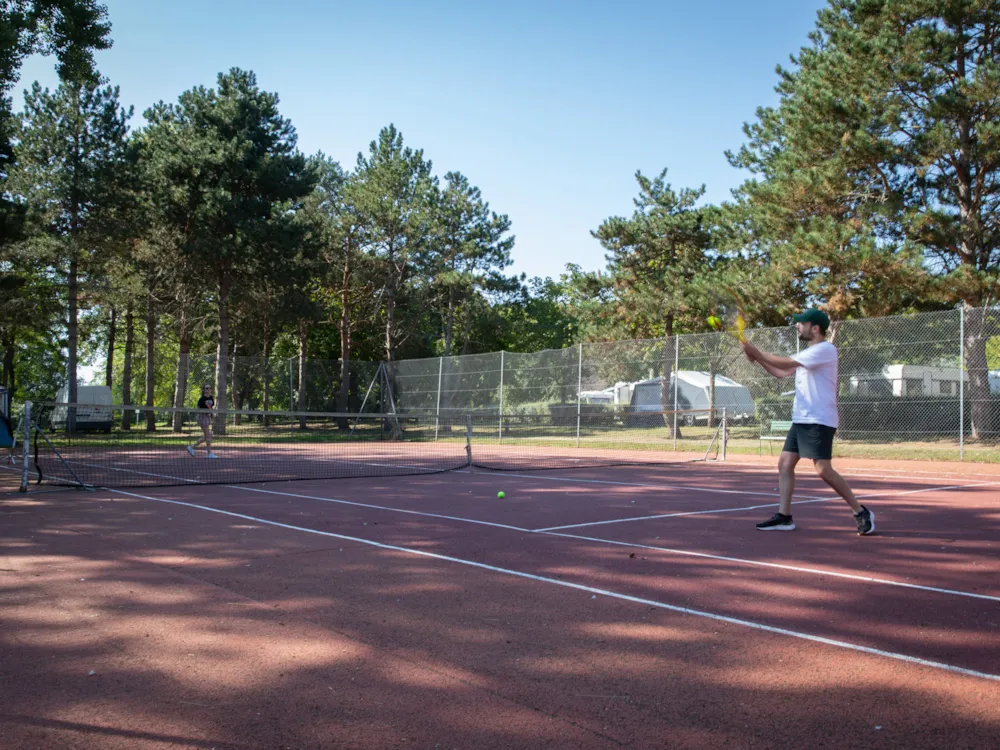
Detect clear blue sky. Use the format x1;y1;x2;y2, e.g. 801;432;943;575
16;0;827;281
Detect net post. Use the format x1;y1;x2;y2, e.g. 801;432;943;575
19;401;30;492
721;407;728;461
576;343;583;448
435;356;443;441
498;351;504;441
465;414;473;466
959;306;965;461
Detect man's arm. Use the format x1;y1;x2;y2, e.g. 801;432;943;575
742;341;799;379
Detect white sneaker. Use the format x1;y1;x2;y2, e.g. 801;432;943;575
186;445;195;457
207;452;219;459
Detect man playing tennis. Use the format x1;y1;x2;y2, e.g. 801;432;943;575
187;384;219;459
740;309;874;535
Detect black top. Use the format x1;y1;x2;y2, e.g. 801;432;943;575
197;395;215;410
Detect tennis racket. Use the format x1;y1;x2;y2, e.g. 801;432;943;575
706;286;749;343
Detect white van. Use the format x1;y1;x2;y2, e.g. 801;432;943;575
49;385;114;432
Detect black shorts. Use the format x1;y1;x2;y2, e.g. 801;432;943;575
783;423;836;460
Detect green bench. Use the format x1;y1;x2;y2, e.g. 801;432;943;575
759;420;792;455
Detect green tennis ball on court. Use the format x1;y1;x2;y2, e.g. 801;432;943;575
497;491;505;499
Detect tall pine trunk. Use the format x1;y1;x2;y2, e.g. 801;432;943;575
231;338;241;426
67;255;78;432
121;307;134;430
105;307;116;388
444;284;455;357
461;298;474;355
297;321;308;429
172;312;190;432
262;326;271;426
144;294;156;431
214;274;230;435
337;250;352;429
2;331;14;392
964;305;995;441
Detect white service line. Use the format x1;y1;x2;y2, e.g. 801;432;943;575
857;480;1000;498
480;470;828;500
534;497;833;532
543;531;1000;604
107;487;1000;684
66;458;202;484
229;485;531;532
205;480;1000;606
532;478;1000;532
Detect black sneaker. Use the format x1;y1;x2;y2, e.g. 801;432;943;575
756;512;795;531
854;505;875;535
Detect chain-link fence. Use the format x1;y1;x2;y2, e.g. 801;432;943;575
63;306;1000;462
384;307;1000;462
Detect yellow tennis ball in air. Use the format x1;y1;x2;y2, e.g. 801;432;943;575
497;491;505;499
707;315;721;329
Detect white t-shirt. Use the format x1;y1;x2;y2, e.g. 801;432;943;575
791;340;839;428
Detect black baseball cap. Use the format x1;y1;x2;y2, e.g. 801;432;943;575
792;308;830;331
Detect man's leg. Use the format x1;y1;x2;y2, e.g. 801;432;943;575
814;458;874;534
813;459;861;513
777;451;799;516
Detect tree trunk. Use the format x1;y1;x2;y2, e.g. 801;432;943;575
144;294;156;431
67;255;78;432
172;312;190;432
214;274;230;435
297;320;308;429
461;298;474;356
121;307;134;430
231;338;241;426
338;278;352;430
105;307;116;388
964;306;996;441
444;284;455;357
262;322;271;426
2;331;14;391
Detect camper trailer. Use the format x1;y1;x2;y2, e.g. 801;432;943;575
847;364;967;397
628;372;755;426
49;385;114;432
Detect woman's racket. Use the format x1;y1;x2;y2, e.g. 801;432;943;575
706;286;749;343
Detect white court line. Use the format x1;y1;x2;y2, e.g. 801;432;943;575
481;470;829;500
722;460;1000;484
862;480;1000;498
230;485;531;532
209;481;1000;606
534;498;834;532
542;531;1000;604
532;479;1000;532
64;458;202;484
106;487;1000;684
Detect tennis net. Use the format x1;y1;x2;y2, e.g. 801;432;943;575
21;402;729;490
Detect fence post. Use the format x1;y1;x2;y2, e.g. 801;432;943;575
959;306;965;461
19;402;30;492
498;351;504;441
673;335;680;450
576;343;583;447
435;356;443;440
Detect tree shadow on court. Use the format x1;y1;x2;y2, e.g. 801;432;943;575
1;486;999;749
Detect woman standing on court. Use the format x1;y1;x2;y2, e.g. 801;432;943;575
187;384;219;459
740;309;874;535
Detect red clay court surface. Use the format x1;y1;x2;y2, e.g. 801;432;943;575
2;456;999;749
